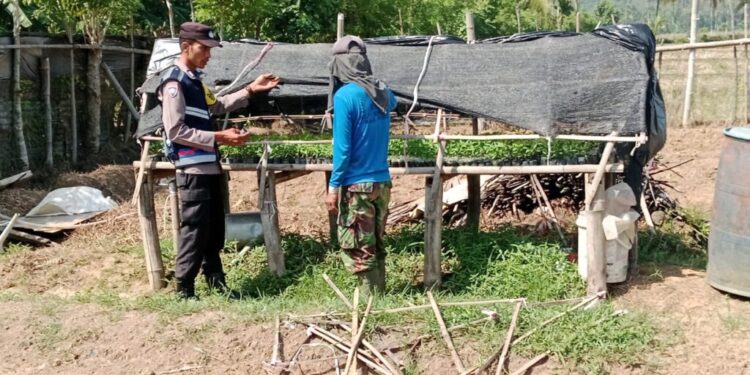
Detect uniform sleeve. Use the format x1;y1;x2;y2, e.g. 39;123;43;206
210;89;249;115
329;93;354;189
160;81;216;151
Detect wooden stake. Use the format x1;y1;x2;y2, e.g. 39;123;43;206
323;273;353;309
271;314;281;364
424;175;443;289
42;58;53;168
682;0;700;127
102;62;140;121
465;11;476;43
352;287;360;341
138;172;166;291
509;352;549;375
68;37;78;165
345;295;374;375
427;291;466;373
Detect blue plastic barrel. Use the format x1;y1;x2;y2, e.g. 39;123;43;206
707;128;750;297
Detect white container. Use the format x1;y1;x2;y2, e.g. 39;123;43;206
577;209;639;283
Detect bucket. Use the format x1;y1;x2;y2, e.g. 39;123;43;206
707;128;750;297
225;211;263;248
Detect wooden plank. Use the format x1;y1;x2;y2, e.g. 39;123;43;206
138;172;166;291
260;171;285;275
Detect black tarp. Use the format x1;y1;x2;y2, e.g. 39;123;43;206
137;29;652;139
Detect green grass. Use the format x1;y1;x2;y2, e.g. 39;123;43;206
108;225;654;372
638;207;709;270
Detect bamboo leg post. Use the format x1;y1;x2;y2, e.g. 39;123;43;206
325;171;338;245
585;173;607;297
42;58;53;168
138;172;166;290
424;175;443;289
168;178;180;251
260;170;285;276
131;140;152;205
467;119;481;232
272;314;281;365
427;291;466;373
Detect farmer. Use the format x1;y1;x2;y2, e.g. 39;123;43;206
157;21;280;299
324;36;398;297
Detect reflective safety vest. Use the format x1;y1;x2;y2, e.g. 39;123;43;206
157;66;219;168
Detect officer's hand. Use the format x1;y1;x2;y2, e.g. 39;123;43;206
248;73;280;94
325;191;339;214
215;128;249;146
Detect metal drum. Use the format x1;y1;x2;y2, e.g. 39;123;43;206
707;127;750;297
225;212;263;248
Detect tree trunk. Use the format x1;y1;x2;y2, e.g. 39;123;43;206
68;34;78;165
515;1;523;33
166;0;176;38
12;22;29;170
42;58;53;168
87;48;102;154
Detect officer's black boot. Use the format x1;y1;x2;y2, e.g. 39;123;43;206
205;272;241;300
175;278;197;300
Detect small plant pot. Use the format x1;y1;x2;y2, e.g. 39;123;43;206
248;156;260;164
295;158;306;165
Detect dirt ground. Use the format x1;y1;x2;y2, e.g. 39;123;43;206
0;124;747;375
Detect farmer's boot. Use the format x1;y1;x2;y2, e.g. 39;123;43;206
175;278;197;300
357;268;385;299
205;272;241;300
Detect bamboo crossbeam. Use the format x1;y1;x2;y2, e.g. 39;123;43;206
0;43;151;54
225;112;461;122
132;161;625;175
656;37;750;52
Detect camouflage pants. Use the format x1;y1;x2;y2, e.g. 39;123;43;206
337;182;392;274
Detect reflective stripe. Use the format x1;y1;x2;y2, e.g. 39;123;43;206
174;153;217;167
185;106;210;120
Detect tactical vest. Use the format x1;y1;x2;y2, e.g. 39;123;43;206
157;66;218;168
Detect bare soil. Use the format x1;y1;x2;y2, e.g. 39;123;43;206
0;124;747;375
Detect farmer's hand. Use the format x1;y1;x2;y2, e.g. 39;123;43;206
247;73;280;94
325;190;339;214
215;128;249;146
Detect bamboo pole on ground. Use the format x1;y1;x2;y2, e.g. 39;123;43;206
427;291;466;373
42;58;53;168
509;352;549;375
344;295;374;375
0;214;20;251
475;301;522;375
138;172;166;290
682;0;700;127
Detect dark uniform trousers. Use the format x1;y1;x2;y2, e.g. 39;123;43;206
175;173;226;282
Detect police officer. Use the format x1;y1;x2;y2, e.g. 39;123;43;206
157;22;279;299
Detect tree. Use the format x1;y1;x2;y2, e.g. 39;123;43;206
3;0;31;170
77;0;141;154
595;0;620;24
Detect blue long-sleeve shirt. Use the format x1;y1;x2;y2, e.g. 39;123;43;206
329;82;397;189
